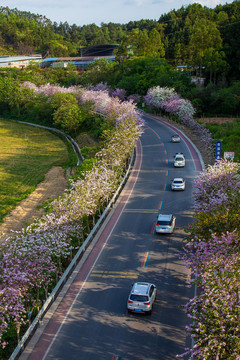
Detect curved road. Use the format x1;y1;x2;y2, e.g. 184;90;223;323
22;114;203;360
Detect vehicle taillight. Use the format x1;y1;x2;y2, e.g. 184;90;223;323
144;302;150;305
128;300;133;304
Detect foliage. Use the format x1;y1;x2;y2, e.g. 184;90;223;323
114;27;165;59
179;159;240;359
80;56;193;98
187;81;240;117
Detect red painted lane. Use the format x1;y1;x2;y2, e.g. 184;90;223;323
28;140;142;360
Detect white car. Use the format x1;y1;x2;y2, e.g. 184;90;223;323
155;214;176;234
127;282;157;314
171;134;180;143
171;178;185;191
174;153;185;167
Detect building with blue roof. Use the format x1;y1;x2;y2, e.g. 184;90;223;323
0;55;42;68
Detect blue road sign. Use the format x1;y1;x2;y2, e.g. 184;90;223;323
216;141;221;161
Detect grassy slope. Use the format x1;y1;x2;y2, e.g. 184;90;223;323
0;119;68;222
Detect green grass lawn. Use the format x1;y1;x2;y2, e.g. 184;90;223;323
0;119;69;223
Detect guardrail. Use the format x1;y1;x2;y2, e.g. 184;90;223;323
9;146;136;360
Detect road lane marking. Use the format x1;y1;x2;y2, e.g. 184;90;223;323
139;169;169;173
141;252;151;267
142;143;163;147
91;270;139;279
123;209;158;213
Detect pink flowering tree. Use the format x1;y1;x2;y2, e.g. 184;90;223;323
144;86;214;157
88;82;110;92
186;159;240;240
193;159;240;213
180;231;240;359
0;231;57;345
111;88;127;101
179;158;240;359
127;94;141;105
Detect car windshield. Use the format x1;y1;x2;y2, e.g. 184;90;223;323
130;294;148;302
175;157;183;161
173;180;183;184
157;220;171;226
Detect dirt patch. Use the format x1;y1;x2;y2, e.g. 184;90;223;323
0;166;68;238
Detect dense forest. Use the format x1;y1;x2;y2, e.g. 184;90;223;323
0;1;240;81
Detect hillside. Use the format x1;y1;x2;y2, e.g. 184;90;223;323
0;1;240;80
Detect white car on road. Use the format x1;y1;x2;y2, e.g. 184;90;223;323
171;178;185;191
155;214;176;234
171;134;181;143
127;282;157;314
174;153;185;167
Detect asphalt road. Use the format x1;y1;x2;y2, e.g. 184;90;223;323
26;114;203;360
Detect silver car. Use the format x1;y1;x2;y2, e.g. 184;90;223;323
171;177;185;191
174;153;185;167
155;214;176;234
127;282;157;314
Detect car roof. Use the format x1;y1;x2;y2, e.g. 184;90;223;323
132;282;151;295
157;214;173;221
172;177;184;182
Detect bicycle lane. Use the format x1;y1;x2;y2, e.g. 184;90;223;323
21;139;142;360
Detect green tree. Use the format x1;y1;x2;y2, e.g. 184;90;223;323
116;27;165;58
147;28;165;57
50;92;78;109
53;104;85;134
80;58;116;87
188;18;223;77
204;50;229;85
